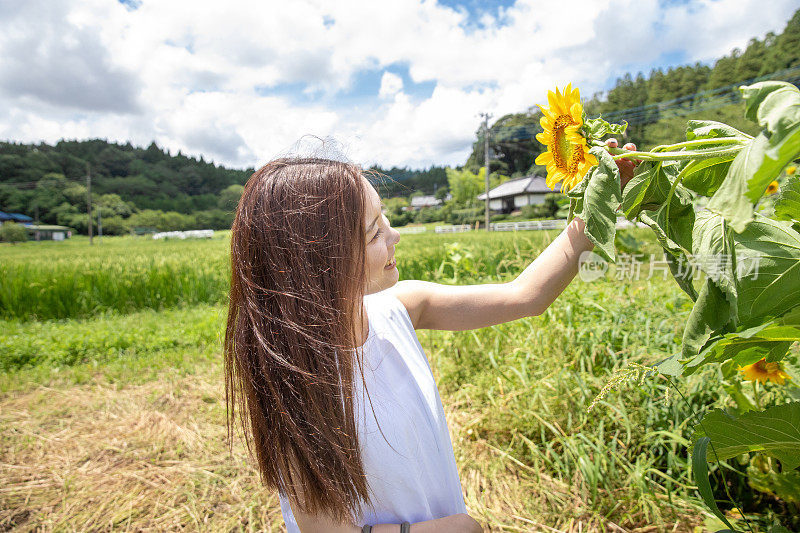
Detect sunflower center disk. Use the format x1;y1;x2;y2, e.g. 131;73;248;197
553;115;581;173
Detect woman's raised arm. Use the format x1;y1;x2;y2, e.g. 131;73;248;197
389;214;594;331
390;140;638;332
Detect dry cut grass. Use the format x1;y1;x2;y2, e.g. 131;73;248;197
0;368;282;532
1;365;697;532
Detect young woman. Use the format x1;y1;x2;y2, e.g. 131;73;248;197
224;145;635;533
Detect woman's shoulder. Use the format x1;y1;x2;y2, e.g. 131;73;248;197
364;289;413;332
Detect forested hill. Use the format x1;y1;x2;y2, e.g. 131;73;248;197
0;139;253;233
368;165;448;197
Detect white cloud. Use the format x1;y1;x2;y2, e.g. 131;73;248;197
0;0;797;169
379;72;404;99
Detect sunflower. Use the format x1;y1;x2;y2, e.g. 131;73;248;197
738;358;790;385
535;84;598;193
786;165;796;176
765;180;780;195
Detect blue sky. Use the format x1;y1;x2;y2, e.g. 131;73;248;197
0;0;797;169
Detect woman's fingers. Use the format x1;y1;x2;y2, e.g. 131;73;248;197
605;138;639;191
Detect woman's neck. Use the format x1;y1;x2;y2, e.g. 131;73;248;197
354;302;370;348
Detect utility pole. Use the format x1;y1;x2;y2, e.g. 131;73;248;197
86;163;93;245
34;203;40;242
97;207;102;242
480;112;492;232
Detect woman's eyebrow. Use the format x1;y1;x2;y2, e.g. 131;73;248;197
366;213;380;233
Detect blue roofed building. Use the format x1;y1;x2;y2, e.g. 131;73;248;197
0;211;34;223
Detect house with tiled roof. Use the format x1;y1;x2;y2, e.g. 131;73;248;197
477;174;558;213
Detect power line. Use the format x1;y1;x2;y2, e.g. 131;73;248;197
480;65;800;140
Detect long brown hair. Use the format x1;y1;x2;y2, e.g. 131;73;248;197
224;157;370;523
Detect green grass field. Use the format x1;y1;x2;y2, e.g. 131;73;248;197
1;229;721;531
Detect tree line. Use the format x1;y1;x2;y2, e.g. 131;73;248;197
0;139;251;234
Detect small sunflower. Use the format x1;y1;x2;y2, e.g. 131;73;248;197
739;358;791;385
785;165;796;176
535;84;598;193
765;180;780;195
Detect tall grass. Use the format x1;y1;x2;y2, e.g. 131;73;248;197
0;304;224;375
1;237;230;321
423;275;712;526
0;227;657;321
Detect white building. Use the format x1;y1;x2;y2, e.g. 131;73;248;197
409;193;452;210
477;175;558;213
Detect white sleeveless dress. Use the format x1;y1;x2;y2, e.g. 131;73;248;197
278;289;467;531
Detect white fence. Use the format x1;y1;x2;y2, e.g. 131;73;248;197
431;218;648;234
153;229;215;240
434;224;473;233
491;220;567;231
397;226;427;234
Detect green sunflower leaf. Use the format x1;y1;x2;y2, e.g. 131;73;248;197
681;277;735;364
583;116;627;140
774;173;800;224
573;147;622;264
679;210;800;367
707;82;800;233
691;437;737;530
686;120;750;142
677;120;748;197
747;460;800;506
679;155;736;197
683;307;800;372
621;161;682;219
692;402;800;471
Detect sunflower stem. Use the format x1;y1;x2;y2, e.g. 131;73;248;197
567;198;576;224
611;146;742;162
649;138;748;152
752;381;762;410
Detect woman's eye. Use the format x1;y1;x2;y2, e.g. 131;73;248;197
371;229;382;242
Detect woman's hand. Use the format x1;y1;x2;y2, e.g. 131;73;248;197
605;138;639;192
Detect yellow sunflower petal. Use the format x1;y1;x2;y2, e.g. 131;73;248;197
765;180;779;194
536;132;552;145
739;358;792;385
537;104;555;121
570;102;583;124
535;151;553;165
547;91;564;116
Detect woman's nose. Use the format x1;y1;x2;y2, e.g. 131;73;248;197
390;227;401;246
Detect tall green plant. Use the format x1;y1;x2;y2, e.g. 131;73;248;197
551;81;800;529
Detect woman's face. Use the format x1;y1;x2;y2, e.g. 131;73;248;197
362;176;401;295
